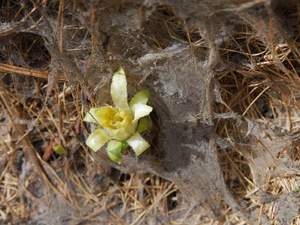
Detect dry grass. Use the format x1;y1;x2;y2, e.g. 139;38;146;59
0;72;186;224
1;0;300;224
215;21;300;224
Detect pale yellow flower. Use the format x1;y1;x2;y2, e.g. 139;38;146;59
84;67;153;163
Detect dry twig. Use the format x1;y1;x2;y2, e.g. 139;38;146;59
0;63;65;81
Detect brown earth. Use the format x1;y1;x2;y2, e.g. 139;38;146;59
1;0;300;224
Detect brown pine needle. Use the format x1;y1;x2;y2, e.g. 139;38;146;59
0;63;65;81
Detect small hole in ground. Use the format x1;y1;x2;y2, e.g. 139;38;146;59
167;191;178;211
2;32;51;69
110;167;131;184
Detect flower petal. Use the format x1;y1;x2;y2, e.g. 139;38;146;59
83;108;100;123
127;132;150;156
111;67;129;109
86;128;110;152
132;103;153;122
129;89;150;108
106;140;123;164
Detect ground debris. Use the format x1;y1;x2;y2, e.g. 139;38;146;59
1;0;300;224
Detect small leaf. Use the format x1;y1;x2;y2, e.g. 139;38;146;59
137;116;153;133
111;67;129;109
127;132;150;156
129;89;150;108
53;144;67;155
132;103;153;122
86;128;110;152
107;140;123;164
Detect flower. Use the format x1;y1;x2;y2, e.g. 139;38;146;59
84;67;153;163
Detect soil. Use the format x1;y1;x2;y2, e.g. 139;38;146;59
1;0;300;224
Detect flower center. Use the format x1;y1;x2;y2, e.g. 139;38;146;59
98;106;133;129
